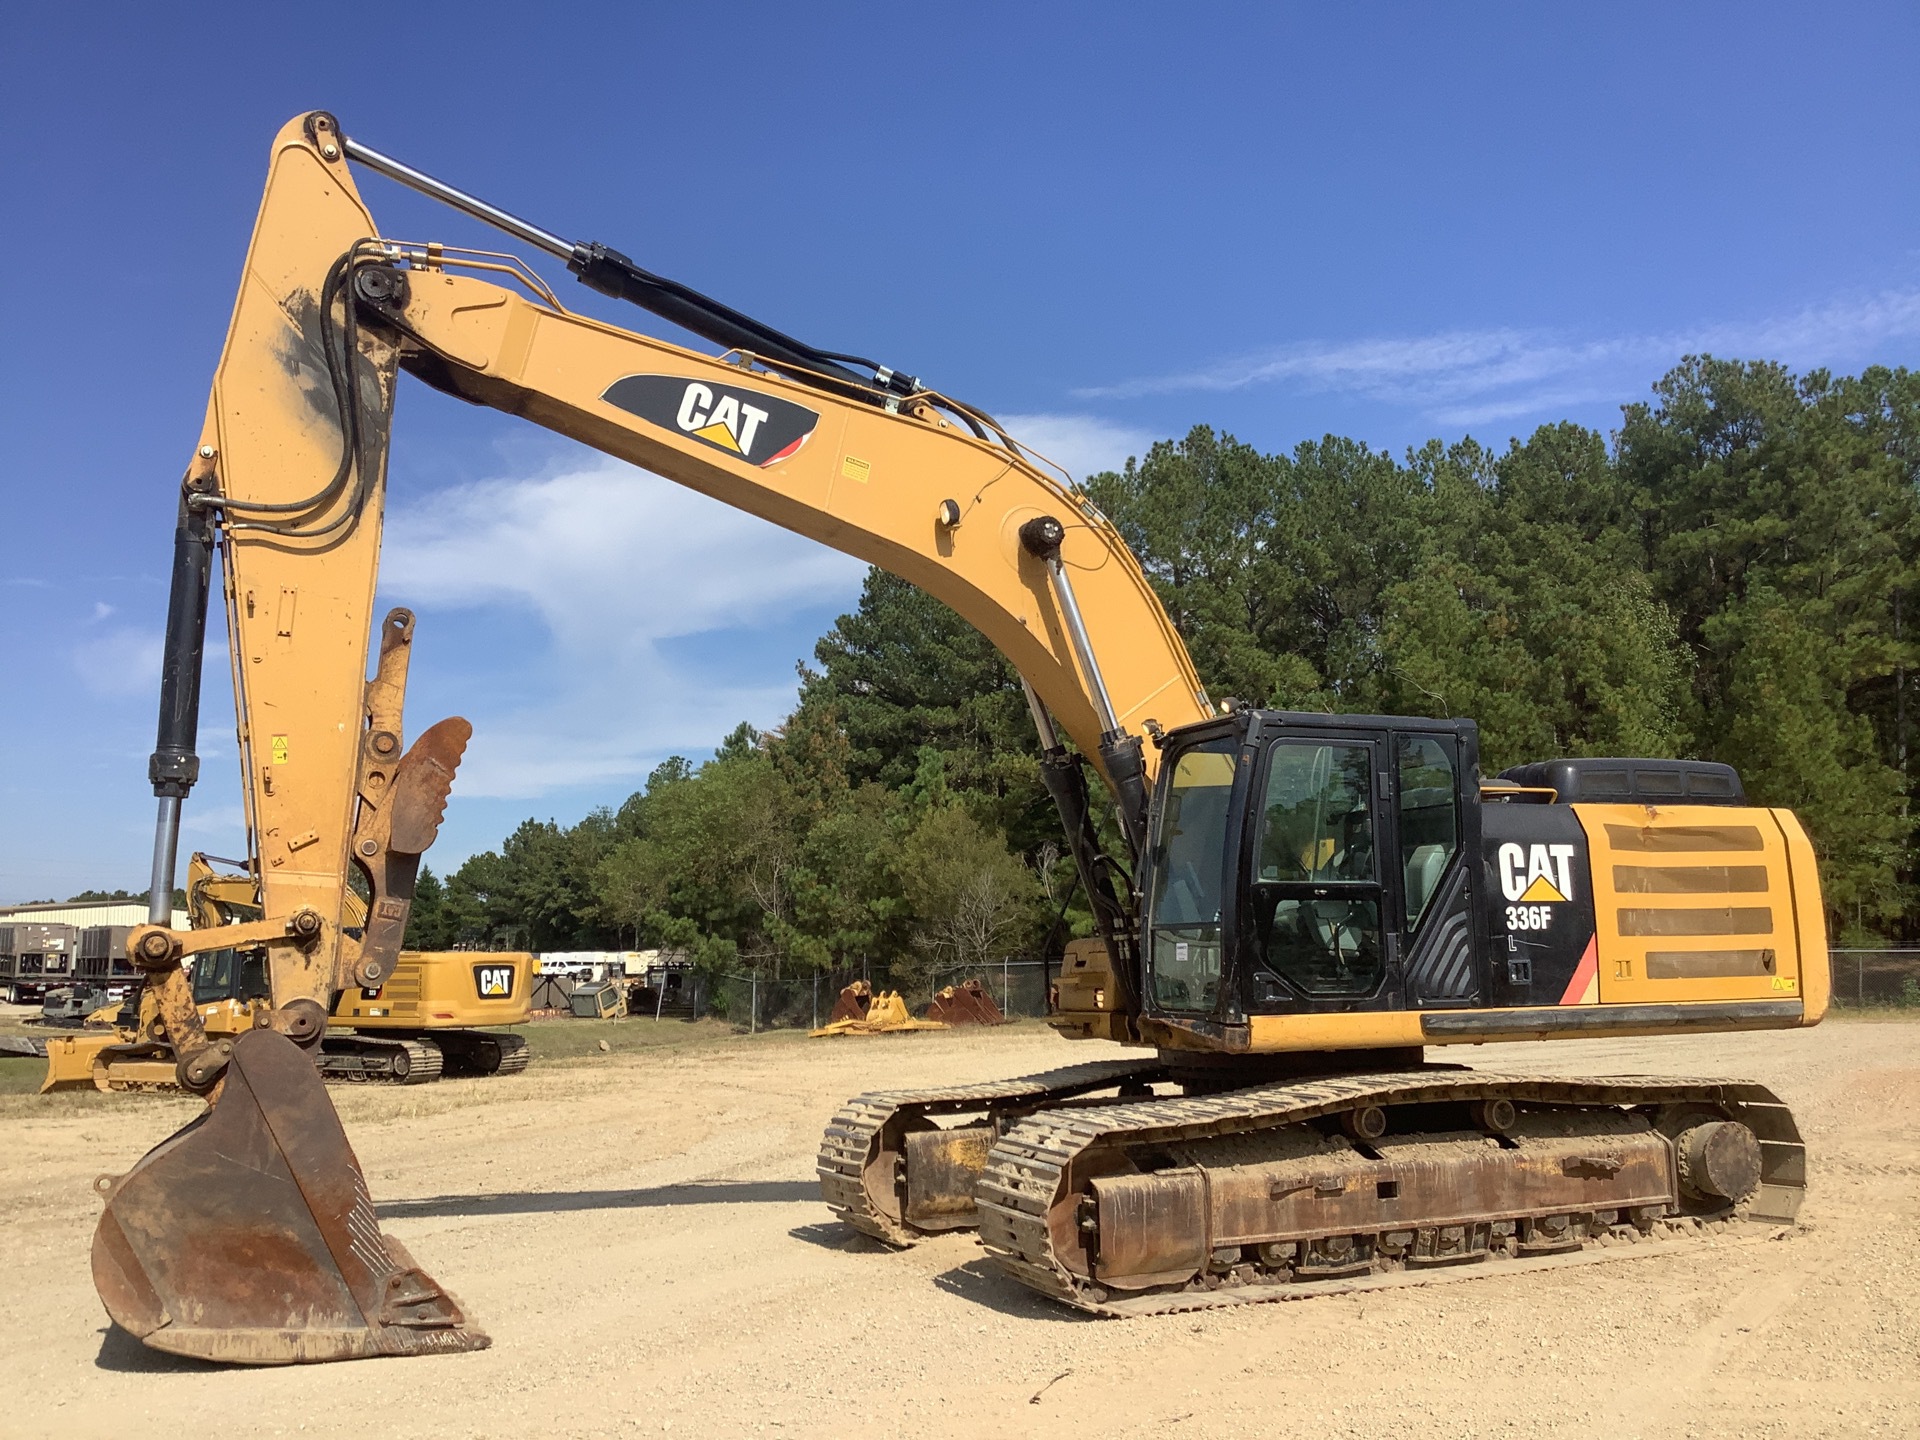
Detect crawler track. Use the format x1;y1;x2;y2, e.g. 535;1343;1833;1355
975;1070;1803;1316
435;1030;530;1078
818;1059;1166;1245
320;1036;443;1085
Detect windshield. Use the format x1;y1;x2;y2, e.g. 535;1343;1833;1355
1147;738;1237;1012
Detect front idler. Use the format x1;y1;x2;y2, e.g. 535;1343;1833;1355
91;1026;487;1364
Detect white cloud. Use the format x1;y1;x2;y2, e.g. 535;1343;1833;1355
71;627;161;699
1075;285;1920;427
997;412;1158;482
91;601;115;621
384;458;865;797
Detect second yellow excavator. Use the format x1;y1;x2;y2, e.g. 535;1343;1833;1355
91;113;1827;1364
41;855;531;1092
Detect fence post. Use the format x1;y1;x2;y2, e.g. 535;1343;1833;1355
751;972;759;1035
1002;955;1010;1013
1859;951;1865;1007
812;974;818;1031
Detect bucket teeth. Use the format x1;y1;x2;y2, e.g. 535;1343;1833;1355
91;1027;487;1365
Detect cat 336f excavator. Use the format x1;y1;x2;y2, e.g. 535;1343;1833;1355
97;112;1828;1365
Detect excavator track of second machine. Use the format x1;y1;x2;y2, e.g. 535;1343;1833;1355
970;1069;1805;1316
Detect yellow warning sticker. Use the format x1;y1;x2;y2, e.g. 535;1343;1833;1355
841;455;871;482
270;735;290;765
1518;874;1567;903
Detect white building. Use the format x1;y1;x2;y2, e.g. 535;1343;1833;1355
0;898;189;930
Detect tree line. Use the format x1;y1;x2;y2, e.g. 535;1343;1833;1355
405;356;1920;967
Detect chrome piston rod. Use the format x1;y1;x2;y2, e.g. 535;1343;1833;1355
341;135;575;261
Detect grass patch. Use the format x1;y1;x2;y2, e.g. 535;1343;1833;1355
0;1055;47;1096
523;1015;807;1064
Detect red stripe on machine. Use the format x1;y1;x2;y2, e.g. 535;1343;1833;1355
1559;936;1598;1005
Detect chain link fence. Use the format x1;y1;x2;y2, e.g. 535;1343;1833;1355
703;951;1920;1026
704;959;1056;1032
920;961;1052;1019
1827;949;1920;1008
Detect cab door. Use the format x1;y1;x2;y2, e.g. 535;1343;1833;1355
1245;733;1390;1008
1394;731;1480;1007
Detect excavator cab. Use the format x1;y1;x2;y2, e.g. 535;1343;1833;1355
1118;707;1820;1057
189;947;271;1007
1142;711;1482;1029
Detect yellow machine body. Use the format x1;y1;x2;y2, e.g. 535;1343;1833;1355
331;951;533;1031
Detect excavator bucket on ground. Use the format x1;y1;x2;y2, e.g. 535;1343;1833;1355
823;980;873;1025
927;979;1007;1026
810;989;948;1037
91;1028;487;1364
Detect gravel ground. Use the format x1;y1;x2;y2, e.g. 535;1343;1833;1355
1;1015;1914;1439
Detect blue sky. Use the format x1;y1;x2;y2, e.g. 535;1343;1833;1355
4;3;1919;902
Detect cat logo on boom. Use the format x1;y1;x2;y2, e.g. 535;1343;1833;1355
602;374;819;468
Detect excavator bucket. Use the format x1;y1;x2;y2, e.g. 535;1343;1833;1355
91;1027;487;1364
825;980;873;1025
927;979;1008;1026
810;989;949;1037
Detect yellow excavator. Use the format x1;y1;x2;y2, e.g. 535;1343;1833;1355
41;855;530;1092
93;112;1827;1364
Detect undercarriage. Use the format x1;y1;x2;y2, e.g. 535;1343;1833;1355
819;1060;1803;1316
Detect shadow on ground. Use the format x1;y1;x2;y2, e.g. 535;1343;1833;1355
787;1221;895;1253
380;1179;819;1219
95;1326;223;1374
932;1257;1097;1322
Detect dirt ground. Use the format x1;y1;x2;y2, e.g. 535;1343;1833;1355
1;1014;1915;1440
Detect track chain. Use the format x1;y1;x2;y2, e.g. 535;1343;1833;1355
490;1033;530;1075
818;1058;1165;1245
321;1036;444;1085
975;1069;1804;1315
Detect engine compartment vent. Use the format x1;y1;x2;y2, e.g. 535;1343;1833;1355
1497;758;1745;807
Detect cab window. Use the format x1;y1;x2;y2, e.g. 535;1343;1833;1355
1397;735;1458;928
1147;740;1236;1012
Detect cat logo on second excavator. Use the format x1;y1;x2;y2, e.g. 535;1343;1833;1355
473;965;515;999
601;374;819;467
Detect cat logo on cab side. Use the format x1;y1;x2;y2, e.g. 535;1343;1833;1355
602;374;819;467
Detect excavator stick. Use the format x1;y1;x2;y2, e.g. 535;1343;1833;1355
91;1028;486;1364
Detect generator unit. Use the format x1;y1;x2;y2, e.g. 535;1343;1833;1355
1;923;79;1004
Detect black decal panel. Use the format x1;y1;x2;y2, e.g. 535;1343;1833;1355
602;374;819;467
474;964;516;1000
